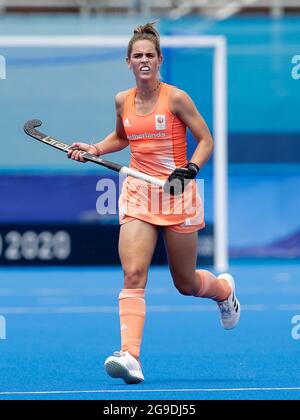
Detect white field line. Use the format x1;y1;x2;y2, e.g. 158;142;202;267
0;304;298;315
1;286;300;297
1;387;300;396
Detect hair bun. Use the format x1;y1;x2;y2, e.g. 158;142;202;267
127;20;161;59
133;21;159;39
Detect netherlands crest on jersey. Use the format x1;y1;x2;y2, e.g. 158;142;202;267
155;114;166;130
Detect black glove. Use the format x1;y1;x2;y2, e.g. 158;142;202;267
164;162;199;195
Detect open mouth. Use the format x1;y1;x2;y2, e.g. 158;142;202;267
140;66;150;72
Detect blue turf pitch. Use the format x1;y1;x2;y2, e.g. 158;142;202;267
0;263;300;400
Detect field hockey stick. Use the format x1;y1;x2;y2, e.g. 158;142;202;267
24;119;165;188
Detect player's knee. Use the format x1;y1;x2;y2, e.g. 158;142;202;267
174;282;195;296
172;273;199;296
124;267;147;288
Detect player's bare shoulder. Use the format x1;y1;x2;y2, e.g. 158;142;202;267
169;88;192;115
115;91;127;116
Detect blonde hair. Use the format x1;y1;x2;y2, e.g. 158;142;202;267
127;21;161;59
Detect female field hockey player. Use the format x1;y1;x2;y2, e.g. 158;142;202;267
68;22;240;384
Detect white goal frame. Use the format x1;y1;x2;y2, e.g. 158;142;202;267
0;35;228;272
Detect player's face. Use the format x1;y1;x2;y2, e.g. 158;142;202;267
127;40;162;81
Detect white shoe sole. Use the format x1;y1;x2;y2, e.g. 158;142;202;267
105;359;144;384
218;273;241;330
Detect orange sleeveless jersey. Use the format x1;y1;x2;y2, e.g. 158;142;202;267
119;82;204;228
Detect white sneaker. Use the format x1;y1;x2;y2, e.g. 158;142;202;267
217;273;241;330
104;351;144;384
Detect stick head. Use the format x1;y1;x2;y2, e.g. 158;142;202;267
24;119;43;134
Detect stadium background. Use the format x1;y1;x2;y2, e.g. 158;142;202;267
0;12;299;264
1;2;300;401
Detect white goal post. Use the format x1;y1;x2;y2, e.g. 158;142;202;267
0;35;228;272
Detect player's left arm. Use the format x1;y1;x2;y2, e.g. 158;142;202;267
170;89;214;170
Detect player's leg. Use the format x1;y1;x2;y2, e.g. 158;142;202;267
162;228;229;298
119;218;158;290
162;229;199;295
118;218;158;360
163;227;240;329
105;219;158;384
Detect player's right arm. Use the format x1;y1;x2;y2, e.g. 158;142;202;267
68;91;129;162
